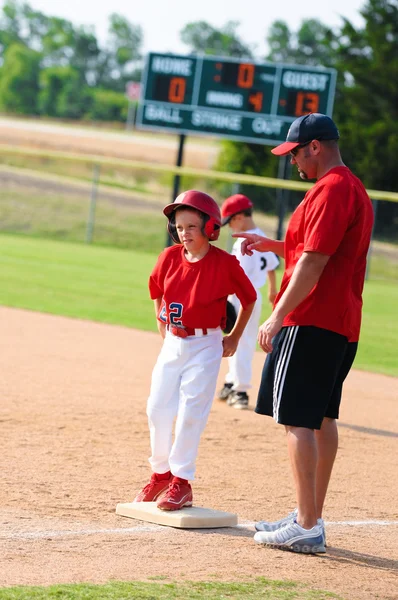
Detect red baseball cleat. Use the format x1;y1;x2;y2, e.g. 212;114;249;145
133;471;172;502
156;477;193;511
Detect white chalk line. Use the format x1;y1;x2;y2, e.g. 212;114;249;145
2;520;398;540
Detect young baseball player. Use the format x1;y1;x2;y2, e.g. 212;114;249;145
218;194;279;409
133;190;257;511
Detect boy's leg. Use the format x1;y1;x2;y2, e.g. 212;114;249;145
169;330;223;480
228;294;262;393
147;332;184;474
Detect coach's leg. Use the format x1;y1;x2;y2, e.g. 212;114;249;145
286;425;318;530
315;417;338;518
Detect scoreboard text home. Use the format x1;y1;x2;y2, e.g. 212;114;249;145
136;53;337;145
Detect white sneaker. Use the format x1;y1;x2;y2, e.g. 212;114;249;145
255;509;327;546
255;508;298;532
254;519;326;554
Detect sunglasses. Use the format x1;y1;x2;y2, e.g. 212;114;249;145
290;140;312;157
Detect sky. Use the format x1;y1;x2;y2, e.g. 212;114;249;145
0;0;367;57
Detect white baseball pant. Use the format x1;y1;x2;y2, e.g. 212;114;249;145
225;291;262;392
146;328;223;481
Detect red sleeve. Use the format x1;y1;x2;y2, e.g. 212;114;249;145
228;255;257;308
148;251;166;299
304;180;353;256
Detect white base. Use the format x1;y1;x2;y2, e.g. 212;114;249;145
116;502;238;529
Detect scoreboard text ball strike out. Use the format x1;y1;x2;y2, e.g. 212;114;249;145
136;53;337;146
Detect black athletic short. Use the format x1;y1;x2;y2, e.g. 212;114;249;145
255;326;358;430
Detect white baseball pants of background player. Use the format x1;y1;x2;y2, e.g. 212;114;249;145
147;328;223;481
225;291;262;392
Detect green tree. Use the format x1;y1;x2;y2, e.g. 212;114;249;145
56;69;90;119
180;20;253;58
84;88;128;122
0;42;41;114
333;0;398;237
108;13;142;67
0;1;143;117
266;19;338;67
96;14;143;91
38;66;80;117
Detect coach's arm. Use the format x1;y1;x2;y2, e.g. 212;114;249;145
258;251;330;353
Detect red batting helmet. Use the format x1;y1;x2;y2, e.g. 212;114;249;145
163;190;221;244
221;194;253;226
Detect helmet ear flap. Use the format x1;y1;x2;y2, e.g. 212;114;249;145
167;217;180;244
168;207;220;243
204;218;220;241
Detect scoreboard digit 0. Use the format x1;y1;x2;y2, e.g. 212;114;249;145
136;53;336;146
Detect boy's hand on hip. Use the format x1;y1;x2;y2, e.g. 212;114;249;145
222;334;239;357
258;315;283;353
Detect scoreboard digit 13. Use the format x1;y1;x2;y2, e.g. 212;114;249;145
136;53;337;146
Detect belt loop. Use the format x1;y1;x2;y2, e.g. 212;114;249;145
203;328;208;335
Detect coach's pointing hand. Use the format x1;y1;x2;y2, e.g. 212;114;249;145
232;232;286;260
232;232;271;256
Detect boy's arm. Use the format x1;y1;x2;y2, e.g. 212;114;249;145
267;269;278;305
153;297;166;339
222;301;255;357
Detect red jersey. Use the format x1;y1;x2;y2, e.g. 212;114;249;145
149;244;257;330
276;166;374;342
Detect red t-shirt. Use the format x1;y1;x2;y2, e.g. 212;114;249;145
275;166;374;342
149;244;257;330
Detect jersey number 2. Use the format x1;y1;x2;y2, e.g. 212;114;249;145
169;302;183;325
160;301;184;325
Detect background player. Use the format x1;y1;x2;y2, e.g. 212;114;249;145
218;194;279;409
133;190;256;511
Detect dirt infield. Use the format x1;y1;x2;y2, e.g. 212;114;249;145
0;306;397;599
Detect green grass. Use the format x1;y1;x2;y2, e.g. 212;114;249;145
355;279;398;375
0;187;168;253
258;274;398;377
0;234;397;376
0;233;157;330
0;579;344;599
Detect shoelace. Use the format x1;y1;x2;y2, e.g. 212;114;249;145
272;520;320;543
141;481;157;493
164;482;183;498
141;476;167;493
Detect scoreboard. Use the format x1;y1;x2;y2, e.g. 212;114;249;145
136;53;337;145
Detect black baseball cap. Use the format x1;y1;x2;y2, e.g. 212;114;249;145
271;113;339;156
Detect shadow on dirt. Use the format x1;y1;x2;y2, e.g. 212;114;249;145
339;422;398;438
323;546;398;572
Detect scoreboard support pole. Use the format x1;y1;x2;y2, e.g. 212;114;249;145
275;155;292;241
166;133;186;247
